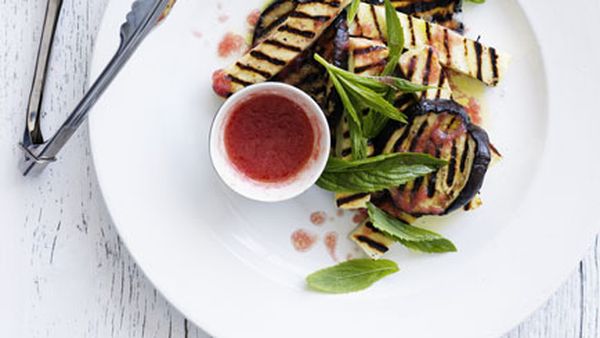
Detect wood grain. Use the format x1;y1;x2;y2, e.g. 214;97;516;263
0;0;597;337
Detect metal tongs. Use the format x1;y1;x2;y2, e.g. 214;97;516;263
20;0;176;176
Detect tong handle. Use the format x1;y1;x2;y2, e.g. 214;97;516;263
25;0;64;146
21;0;173;176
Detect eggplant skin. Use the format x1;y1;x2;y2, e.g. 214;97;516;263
446;123;490;213
405;99;491;215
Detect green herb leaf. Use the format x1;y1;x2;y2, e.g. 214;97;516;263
328;70;362;129
347;0;361;24
367;203;457;253
338;76;407;123
306;259;399;294
348;115;368;160
317;153;447;193
381;0;404;76
375;76;434;93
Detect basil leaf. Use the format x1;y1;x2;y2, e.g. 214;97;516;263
347;0;361;24
306;259;399;294
367;203;457;253
317;153;446;193
381;0;404;76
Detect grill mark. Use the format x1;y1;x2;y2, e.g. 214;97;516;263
436;70;446;99
409;119;429;151
460;136;470;172
355;235;389;253
349;34;376;40
343;131;350;138
250;50;287;66
412;176;424;195
353;45;386;55
263;39;302;52
422;47;434;87
289;11;331;22
340;148;352;157
355;59;387;74
446;140;458;187
227;75;253;87
370;5;384;38
408;16;416;47
393;0;458;15
258;17;292;43
393;127;409;151
443;28;451;63
425;22;432;44
474;42;484;81
297;70;324;87
463;38;470;75
278;24;317;38
235;62;272;79
299;0;341;6
427;173;437;198
394;93;414;109
337;193;369;207
405;55;418;80
490;47;499;83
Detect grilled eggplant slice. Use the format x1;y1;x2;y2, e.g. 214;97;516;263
383;99;491;216
214;0;351;98
350;3;509;86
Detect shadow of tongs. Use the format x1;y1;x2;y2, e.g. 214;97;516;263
19;0;176;176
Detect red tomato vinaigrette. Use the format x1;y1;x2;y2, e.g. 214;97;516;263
223;91;321;184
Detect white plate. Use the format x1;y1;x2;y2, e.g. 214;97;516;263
89;1;600;337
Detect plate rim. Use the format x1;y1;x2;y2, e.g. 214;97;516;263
88;0;600;337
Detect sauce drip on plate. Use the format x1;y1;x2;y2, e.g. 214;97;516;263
224;93;315;183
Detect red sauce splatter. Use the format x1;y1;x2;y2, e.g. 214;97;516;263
352;209;368;224
324;231;338;261
291;229;317;252
336;210;344;217
218;14;229;23
310;211;327;226
211;69;232;97
192;30;203;39
224;93;315;183
218;32;246;58
465;97;482;125
247;9;261;27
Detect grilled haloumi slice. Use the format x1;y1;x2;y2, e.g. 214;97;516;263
399;46;453;100
215;0;351;97
350;3;510;86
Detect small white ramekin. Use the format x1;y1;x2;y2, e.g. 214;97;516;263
209;82;331;202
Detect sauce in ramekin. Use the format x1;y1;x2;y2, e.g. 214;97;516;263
224;92;315;183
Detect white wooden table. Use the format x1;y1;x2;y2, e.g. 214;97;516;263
0;0;598;337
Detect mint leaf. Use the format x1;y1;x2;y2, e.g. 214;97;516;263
381;0;404;76
317;153;447;193
306;259;399;293
347;0;361;24
367;203;457;253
